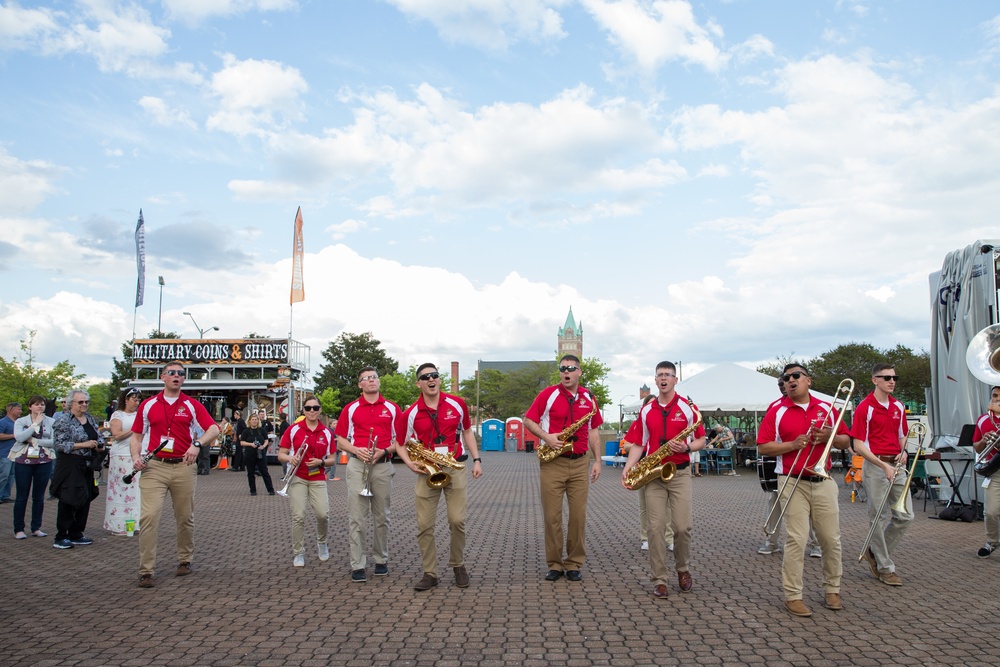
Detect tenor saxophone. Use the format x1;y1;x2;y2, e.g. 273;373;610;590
536;402;600;464
405;440;466;489
623;409;702;489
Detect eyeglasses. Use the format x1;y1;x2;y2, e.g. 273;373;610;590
360;374;378;382
780;372;808;382
655;373;677;379
559;365;580;373
302;405;321;412
418;372;440;381
164;370;185;377
74;400;89;405
875;375;900;382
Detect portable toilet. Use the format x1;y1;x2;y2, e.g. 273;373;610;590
481;419;504;452
505;417;525;451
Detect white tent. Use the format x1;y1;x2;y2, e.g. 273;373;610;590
622;362;848;417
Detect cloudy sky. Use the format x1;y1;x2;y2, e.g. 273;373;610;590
2;0;998;413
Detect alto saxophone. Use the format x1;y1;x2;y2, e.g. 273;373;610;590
536;402;599;464
623;408;702;489
405;440;466;489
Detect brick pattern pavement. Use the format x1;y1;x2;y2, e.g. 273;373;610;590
0;453;997;666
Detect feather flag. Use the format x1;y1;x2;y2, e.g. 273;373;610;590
135;210;146;307
290;207;305;304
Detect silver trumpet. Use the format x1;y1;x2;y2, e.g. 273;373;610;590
276;440;310;497
359;429;377;497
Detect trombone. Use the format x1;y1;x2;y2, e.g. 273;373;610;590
857;423;926;562
764;379;855;535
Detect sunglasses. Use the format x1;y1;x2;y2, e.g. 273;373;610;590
164;370;185;377
418;372;440;381
780;372;808;382
360;374;378;382
559;365;580;373
302;405;321;412
74;400;90;405
875;375;900;382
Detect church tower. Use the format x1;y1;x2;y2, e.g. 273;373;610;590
557;307;583;359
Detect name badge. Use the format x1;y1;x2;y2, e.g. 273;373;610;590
161;436;175;453
434;446;448;456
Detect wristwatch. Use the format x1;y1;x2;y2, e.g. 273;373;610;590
191;441;202;448
473;457;482;463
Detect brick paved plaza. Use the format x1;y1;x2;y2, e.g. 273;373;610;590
1;452;997;667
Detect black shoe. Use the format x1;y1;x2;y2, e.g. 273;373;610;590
374;563;389;576
351;569;367;583
267;491;275;496
250;491;257;496
544;569;564;581
566;570;583;582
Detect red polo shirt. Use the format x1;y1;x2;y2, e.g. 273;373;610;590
757;394;849;476
403;392;471;458
335;394;403;451
132;391;216;459
525;385;604;456
279;421;334;480
636;394;704;466
851;392;908;456
974;412;1000;464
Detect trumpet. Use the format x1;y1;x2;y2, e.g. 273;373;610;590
857;423;926;562
359;429;377;497
405;440;466;489
536;402;599;464
276;440;311;497
764;379;854;535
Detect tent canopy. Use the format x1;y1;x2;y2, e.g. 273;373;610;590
622;362;849;416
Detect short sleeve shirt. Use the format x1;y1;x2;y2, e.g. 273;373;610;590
132;392;216;459
335;394;404;451
403;393;472;459
757;394;850;476
279;421;334;480
851;392;908;456
525;385;604;456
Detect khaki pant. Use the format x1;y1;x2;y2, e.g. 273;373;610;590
861;459;913;573
779;475;842;600
644;466;692;585
346;457;394;570
138;459;196;575
638;485;673;545
289;477;330;556
539;455;590;570
414;465;467;578
984;477;1000;544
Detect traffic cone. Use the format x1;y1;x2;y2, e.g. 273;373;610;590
217;456;229;470
339;451;348;465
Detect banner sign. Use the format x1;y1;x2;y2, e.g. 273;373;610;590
132;339;290;365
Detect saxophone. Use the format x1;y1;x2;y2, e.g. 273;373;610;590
405;440;466;489
623;408;702;489
536;402;600;464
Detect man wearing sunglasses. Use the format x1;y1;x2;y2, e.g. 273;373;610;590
852;364;912;586
277;395;335;567
334;366;404;583
130;362;219;588
757;363;850;617
525;355;603;582
397;363;483;591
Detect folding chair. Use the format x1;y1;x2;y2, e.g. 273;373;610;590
844;455;866;502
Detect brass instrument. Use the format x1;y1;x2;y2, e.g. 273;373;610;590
359;429;377;497
623;409;702;489
276;440;311;497
857;423;926;562
405;440;466;489
966;324;1000;476
764;378;854;535
974;430;1000;477
536;401;599;464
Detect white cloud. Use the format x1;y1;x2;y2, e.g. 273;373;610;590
0;3;60;49
384;0;568;50
324;219;368;240
162;0;297;25
138;96;197;128
55;2;172;73
206;54;308;137
0;148;66;215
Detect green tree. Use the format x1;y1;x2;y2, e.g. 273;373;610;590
87;381;114;421
0;331;84;409
109;329;181;393
313;332;399;407
317;387;342;420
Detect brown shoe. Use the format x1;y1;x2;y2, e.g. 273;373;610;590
825;593;843;610
176;562;192;577
653;584;668;599
862;548;879;578
784;599;812;617
454;566;470;588
678;571;693;592
879;571;903;586
413;573;439;591
138;574;154;588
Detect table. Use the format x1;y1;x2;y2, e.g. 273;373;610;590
923;450;978;509
601;455;627;467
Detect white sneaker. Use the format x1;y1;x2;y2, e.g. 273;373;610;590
808;546;822;558
317;543;330;562
293;554;305;567
640;541;649;551
757;543;781;555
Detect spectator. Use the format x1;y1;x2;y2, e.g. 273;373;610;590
11;396;55;538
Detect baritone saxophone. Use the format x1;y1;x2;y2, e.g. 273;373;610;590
623;409;702;489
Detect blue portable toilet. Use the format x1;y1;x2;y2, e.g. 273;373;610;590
481;419;504;452
605;440;620;465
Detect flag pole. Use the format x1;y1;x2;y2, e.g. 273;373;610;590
289;206;305;421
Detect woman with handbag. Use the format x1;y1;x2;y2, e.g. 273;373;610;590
50;389;105;549
104;388;142;535
11;395;56;539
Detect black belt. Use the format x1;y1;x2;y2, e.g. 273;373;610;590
352;454;390;463
797;474;826;483
562;453;585;459
676;462;689;471
154;457;183;465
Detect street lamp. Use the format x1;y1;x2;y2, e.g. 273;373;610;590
182;311;219;339
157;276;165;334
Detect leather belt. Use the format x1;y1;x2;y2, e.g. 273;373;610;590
562;453;584;459
676;462;689;471
155;457;183;465
780;473;825;483
877;454;900;463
